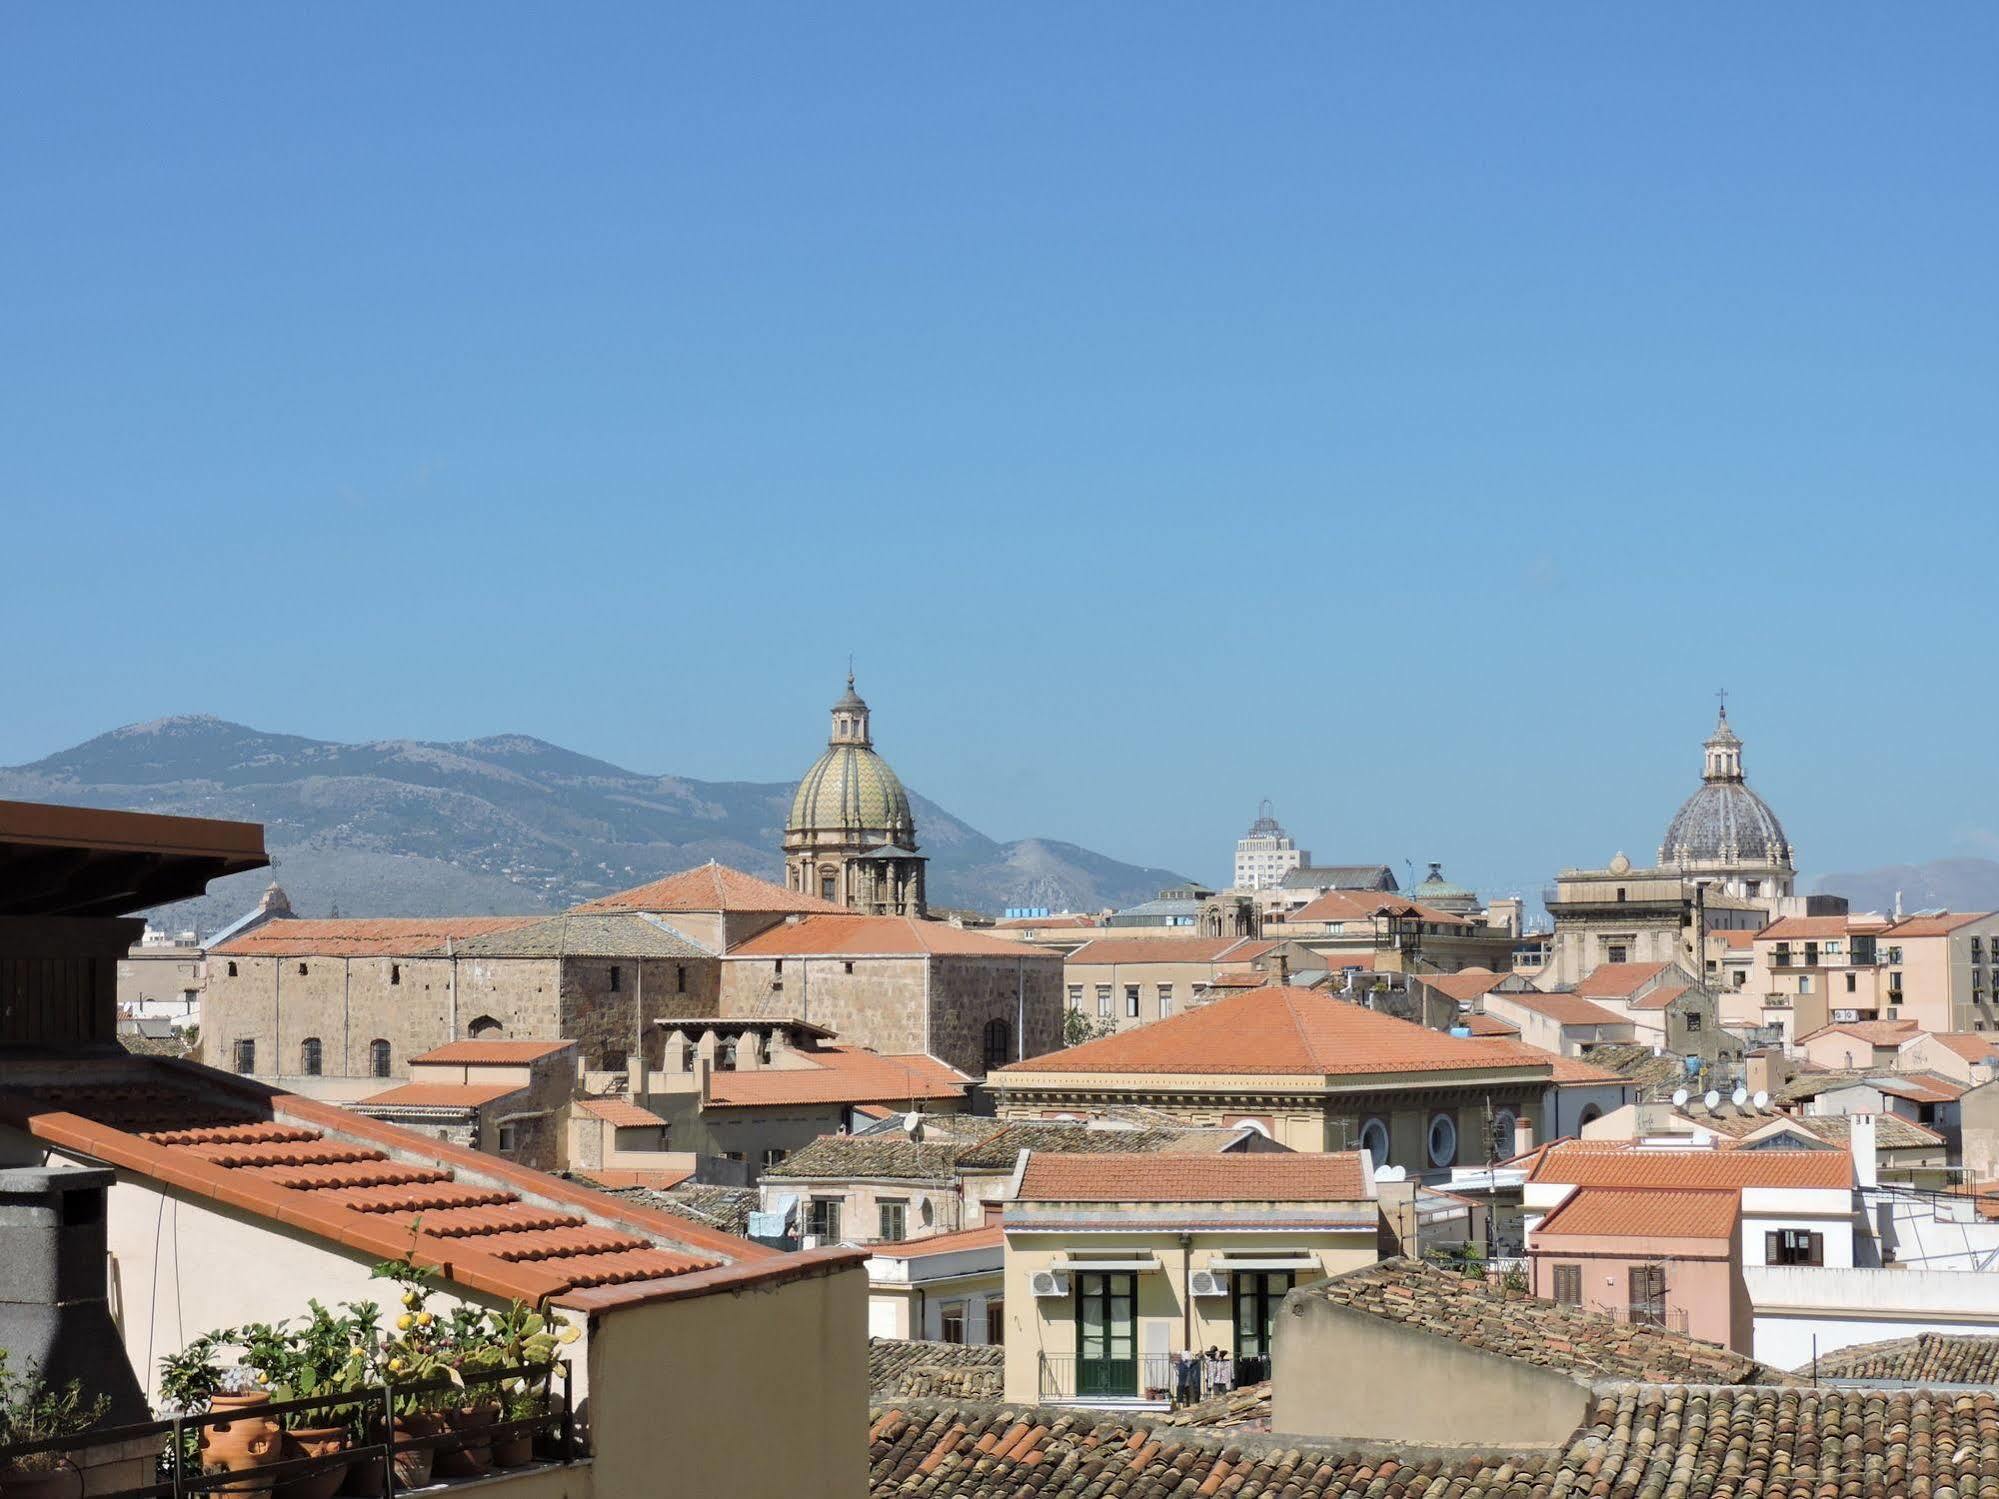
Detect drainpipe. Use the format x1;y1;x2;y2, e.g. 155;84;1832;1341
342;959;351;1077
273;956;281;1075
448;938;458;1041
1180;1233;1193;1353
1016;958;1025;1060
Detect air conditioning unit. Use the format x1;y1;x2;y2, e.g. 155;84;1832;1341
1188;1270;1228;1298
1030;1271;1071;1299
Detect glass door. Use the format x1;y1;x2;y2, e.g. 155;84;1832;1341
1075;1272;1137;1397
1231;1271;1292;1384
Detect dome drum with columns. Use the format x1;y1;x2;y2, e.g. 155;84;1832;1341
785;674;927;917
1657;705;1795;902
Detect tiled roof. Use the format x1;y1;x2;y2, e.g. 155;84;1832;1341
355;1083;522;1110
1518;1050;1630;1086
703;1048;972;1109
1868;1072;1966;1104
867;1387;1995;1498
574;1098;667;1127
1203;971;1270;990
766;1122;1250;1182
1583;1041;1695;1097
1920;1033;1999;1064
446;912;713;959
996;986;1549;1080
411;1039;574;1064
1016;1151;1371;1203
211;917;539;958
1311;1258;1783;1384
867;1339;1003;1402
1064;937;1274;966
574;861;844;915
1626;982;1689;1011
1528;1140;1853;1189
1457;1012;1520;1036
1802;1331;1999;1385
1534;1186;1738;1241
1884;911;1995;937
767;1135;971;1182
1757;915;1858;940
1414;968;1509;1003
727;915;1045;958
1798;1019;1921;1046
1288;890;1471;926
876;1223;1003;1259
993;915;1099;930
1489;990;1629;1026
1155;1381;1272;1432
1678;1104;1942;1151
594;1180;758;1239
1717;928;1758;949
0;1057;790;1307
1572;961;1673;999
1315;951;1377;972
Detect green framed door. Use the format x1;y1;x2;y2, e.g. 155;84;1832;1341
1075;1272;1137;1397
1232;1271;1293;1380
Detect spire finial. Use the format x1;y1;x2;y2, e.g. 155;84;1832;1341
1716;685;1728;719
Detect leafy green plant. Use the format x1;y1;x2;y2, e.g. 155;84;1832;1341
238;1303;372;1420
157;1333;232;1418
0;1350;111;1475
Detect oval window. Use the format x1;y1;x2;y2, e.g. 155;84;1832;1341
1358;1117;1390;1168
1428;1113;1458;1168
1490;1109;1516;1162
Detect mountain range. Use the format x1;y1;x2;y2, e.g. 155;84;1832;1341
1812;860;1999;920
0;715;1189;936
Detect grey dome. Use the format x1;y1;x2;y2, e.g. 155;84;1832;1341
1660;780;1792;866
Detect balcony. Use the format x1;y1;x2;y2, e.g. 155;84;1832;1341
0;1363;579;1499
1036;1353;1178;1409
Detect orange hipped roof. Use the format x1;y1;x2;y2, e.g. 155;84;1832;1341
705;1047;970;1109
1017;1151;1371;1203
575;1098;669;1127
1528;1141;1852;1190
1572;962;1674;999
358;1083;522;1109
876;1223;1004;1258
1064;937;1275;966
0;1057;800;1308
996;986;1550;1080
414;1039;575;1065
1288;891;1472;927
1416;969;1510;1003
213;917;540;958
1488;990;1628;1027
727;914;1039;959
1536;1187;1739;1241
575;862;844;915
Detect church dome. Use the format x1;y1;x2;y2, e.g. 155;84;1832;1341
1659;707;1793;868
786;675;916;839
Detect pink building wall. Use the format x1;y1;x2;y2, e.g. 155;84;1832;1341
1528;1225;1750;1354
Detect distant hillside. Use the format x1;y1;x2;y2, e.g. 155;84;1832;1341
1814;859;1999;917
0;715;1189;935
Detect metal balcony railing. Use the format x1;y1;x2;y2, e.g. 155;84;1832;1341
0;1362;578;1499
1036;1353;1179;1404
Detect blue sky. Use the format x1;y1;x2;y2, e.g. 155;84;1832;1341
3;5;1995;896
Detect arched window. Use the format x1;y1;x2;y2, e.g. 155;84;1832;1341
982;1019;1012;1072
232;1039;256;1075
716;1040;738;1072
1357;1118;1389;1168
226;961;238;978
1578;1103;1603;1129
1490;1108;1516;1162
368;1039;392;1078
300;1037;322;1076
1427;1113;1458;1168
468;1015;503;1038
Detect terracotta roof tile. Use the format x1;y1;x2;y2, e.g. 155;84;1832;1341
868;1339;1003;1402
1288;890;1473;926
727;914;1050;959
1015;1151;1370;1203
574;1097;668;1127
410;1039;576;1064
1757;915;1860;940
1415;968;1510;1003
874;1223;1003;1259
1064;937;1275;966
1920;1033;1999;1064
1529;1140;1853;1189
1797;1019;1920;1045
1488;990;1630;1026
704;1048;971;1109
354;1083;523;1110
1534;1186;1739;1240
211;917;539;958
1457;1011;1520;1035
1572;961;1674;999
1803;1331;1999;1384
1626;981;1689;1010
1883;911;1996;937
0;1058;803;1308
996;986;1551;1079
1311;1257;1784;1384
575;862;845;915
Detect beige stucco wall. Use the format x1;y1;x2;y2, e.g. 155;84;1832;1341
1270;1289;1591;1450
1001;1224;1379;1404
580;1262;868;1499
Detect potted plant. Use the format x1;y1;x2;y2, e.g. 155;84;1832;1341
0;1352;110;1499
242;1306;369;1499
365;1255;457;1488
198;1367;283;1493
481;1304;573;1468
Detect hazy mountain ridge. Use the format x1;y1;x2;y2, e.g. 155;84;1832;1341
1814;859;1999;917
0;715;1189;934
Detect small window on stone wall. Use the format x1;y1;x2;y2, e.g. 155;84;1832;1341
390;964;401;986
369;1039;391;1078
609;965;621;992
298;962;309;977
301;1037;322;1076
497;1123;517;1154
468;1015;502;1038
227;961;239;978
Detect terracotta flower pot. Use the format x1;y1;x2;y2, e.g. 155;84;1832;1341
434;1400;499;1478
0;1464;84;1499
390;1414;442;1490
201;1392;285;1493
275;1426;351;1499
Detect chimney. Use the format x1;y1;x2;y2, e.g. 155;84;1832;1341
1512;1117;1536;1156
0;1167;150;1425
1849;1112;1878;1189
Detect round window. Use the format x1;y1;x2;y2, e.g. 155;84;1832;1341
1358;1117;1390;1167
1428;1113;1457;1168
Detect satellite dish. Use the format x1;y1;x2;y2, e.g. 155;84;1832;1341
1732;1086;1749;1107
1672;1088;1691;1108
1753;1090;1770;1109
902;1111;922;1136
1703;1090;1721;1110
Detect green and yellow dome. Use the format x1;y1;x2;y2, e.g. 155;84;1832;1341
786;676;917;839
